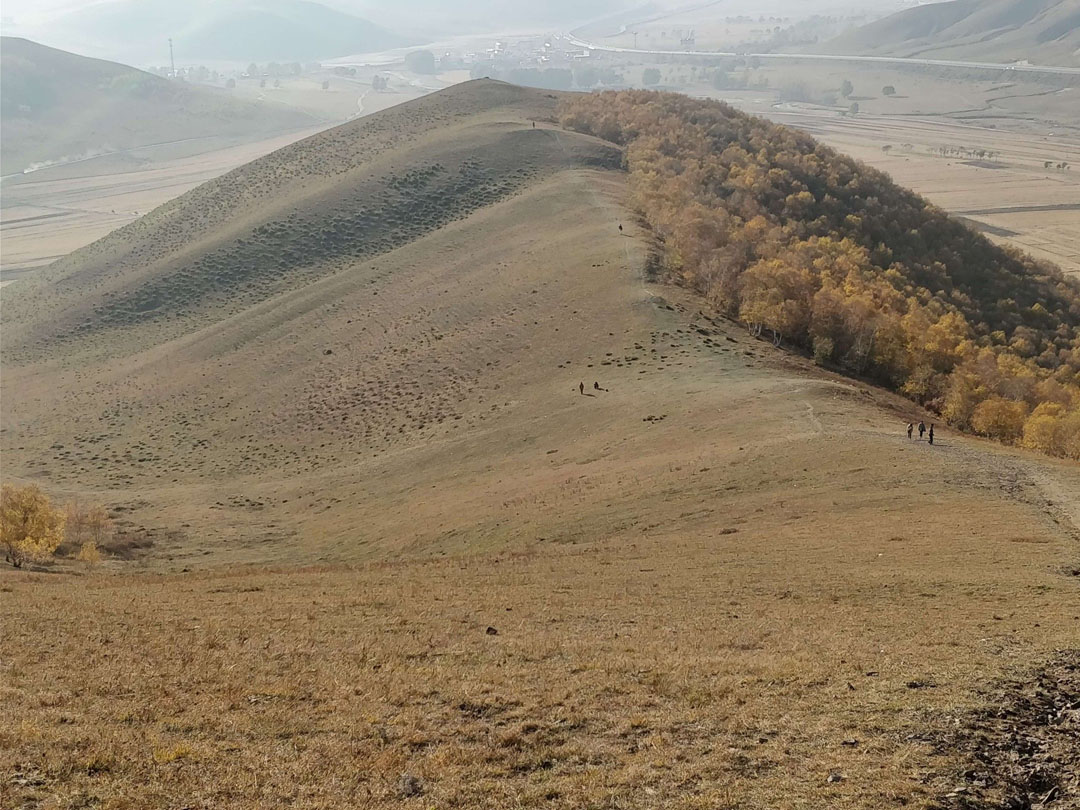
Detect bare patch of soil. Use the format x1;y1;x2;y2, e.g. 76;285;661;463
935;651;1080;810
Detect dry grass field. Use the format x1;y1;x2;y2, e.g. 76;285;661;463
2;81;1078;808
226;75;427;122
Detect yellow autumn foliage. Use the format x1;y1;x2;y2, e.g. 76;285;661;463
559;90;1080;458
1;484;66;568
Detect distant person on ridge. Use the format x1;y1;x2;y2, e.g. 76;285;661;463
579;382;585;395
928;424;935;445
907;422;913;440
918;421;926;439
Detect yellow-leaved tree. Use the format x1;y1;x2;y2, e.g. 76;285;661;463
1;484;66;568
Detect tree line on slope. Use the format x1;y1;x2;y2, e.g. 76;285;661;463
559;90;1080;457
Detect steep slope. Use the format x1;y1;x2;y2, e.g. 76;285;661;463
3;81;1080;810
2;81;619;363
823;0;1080;67
41;0;410;63
0;80;625;548
0;37;316;174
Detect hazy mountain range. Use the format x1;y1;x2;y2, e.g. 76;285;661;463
824;0;1080;67
13;0;413;64
1;37;315;173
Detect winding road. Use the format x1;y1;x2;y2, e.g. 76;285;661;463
566;36;1080;77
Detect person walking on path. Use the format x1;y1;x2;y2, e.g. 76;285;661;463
918;421;926;439
928;424;935;445
907;422;913;440
579;381;585;395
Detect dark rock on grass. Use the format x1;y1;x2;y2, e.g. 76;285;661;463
907;679;938;690
398;773;423;798
932;650;1080;809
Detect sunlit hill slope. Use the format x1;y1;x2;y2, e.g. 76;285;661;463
1;37;317;173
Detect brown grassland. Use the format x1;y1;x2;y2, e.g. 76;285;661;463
1;81;1078;808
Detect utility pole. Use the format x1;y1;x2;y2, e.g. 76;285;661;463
169;38;175;78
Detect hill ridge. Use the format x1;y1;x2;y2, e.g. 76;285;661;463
0;37;317;174
2;81;620;366
822;0;1080;67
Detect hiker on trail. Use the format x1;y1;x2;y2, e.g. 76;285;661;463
579;381;585;395
618;224;623;232
918;421;926;439
928;424;935;445
594;381;601;391
907;422;913;440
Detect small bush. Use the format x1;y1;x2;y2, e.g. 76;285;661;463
77;541;102;566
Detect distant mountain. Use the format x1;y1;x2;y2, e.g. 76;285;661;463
822;0;1080;67
42;0;410;63
1;37;316;173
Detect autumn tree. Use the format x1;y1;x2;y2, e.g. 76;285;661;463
1022;402;1066;454
1;484;65;568
86;505;113;545
739;259;814;345
66;501;113;562
971;396;1029;443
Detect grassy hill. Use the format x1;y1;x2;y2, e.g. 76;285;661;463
1;37;317;174
42;0;410;63
823;0;1080;67
3;80;1079;808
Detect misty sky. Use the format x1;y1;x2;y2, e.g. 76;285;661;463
3;0;925;25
